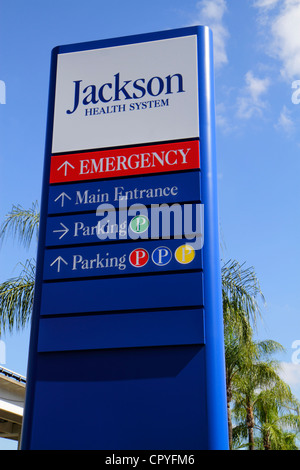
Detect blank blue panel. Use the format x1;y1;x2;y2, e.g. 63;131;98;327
40;272;203;315
29;345;208;450
37;309;205;352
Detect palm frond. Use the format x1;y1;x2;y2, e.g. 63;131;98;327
0;259;35;334
222;259;265;330
0;201;39;249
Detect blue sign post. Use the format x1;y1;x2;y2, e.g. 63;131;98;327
21;26;228;450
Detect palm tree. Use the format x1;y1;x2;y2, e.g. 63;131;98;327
221;259;265;449
0;202;39;334
224;323;250;449
255;381;300;450
222;259;300;450
231;340;289;450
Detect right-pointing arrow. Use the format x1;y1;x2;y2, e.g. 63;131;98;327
50;256;68;273
53;223;69;239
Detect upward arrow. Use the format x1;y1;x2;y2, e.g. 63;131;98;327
54;192;71;207
50;256;68;273
57;160;75;176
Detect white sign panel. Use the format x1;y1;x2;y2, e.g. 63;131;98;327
52;35;199;153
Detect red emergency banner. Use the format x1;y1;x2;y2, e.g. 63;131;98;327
49;140;200;183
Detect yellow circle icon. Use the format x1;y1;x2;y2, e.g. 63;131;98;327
175;244;195;264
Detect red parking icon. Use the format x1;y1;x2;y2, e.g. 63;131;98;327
129;248;149;267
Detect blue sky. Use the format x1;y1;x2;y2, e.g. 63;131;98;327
1;0;300;449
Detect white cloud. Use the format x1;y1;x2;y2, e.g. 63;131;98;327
254;0;300;80
253;0;280;9
279;362;300;391
272;1;300;79
0;80;6;105
245;70;270;101
236;71;270;119
194;0;229;68
275;105;295;134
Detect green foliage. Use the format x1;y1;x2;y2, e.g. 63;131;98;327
0;201;39;249
222;259;265;339
0;202;39;334
0;259;35;334
222;259;300;450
